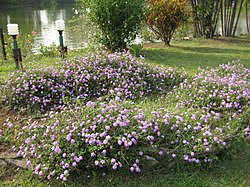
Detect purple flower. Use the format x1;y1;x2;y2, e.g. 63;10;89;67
159;151;163;156
103;140;108;145
95;160;99;166
135;167;141;173
102;150;107;156
64;163;69;168
25;138;31;144
35;164;41;170
112;164;118;170
54;146;62;154
139;151;144;156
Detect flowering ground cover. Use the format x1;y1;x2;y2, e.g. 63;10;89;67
0;50;249;185
0;38;250;186
0;51;185;113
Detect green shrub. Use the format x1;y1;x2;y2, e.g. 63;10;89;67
146;0;189;45
76;0;145;51
38;43;60;57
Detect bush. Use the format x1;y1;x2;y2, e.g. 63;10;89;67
38;43;60;57
146;0;188;45
0;51;186;112
176;62;250;112
3;62;249;182
76;0;145;51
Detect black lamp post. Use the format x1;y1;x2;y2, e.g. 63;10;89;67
7;23;23;69
55;20;67;58
0;27;7;60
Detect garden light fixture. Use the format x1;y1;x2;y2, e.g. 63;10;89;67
0;27;7;60
55;20;67;58
7;23;23;69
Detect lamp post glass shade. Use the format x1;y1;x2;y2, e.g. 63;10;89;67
7;24;19;35
55;20;65;31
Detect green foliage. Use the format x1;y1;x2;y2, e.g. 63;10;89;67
140;26;160;43
145;0;189;45
37;43;60;57
128;44;143;57
76;0;145;51
2;32;37;64
190;0;221;38
173;19;192;40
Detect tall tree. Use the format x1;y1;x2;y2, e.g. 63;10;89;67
190;0;221;38
221;0;244;36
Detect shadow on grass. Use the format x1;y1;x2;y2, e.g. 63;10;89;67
142;41;250;73
173;45;250;55
212;36;250;44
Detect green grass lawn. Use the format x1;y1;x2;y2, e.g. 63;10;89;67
142;36;250;74
1;36;250;78
0;37;250;186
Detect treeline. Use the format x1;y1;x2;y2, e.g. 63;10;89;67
0;0;75;6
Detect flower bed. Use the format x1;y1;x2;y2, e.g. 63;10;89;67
0;51;186;112
1;58;249;182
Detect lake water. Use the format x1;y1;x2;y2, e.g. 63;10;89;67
0;4;88;52
0;4;248;53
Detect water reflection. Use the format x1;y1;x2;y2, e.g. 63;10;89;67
0;4;87;52
35;9;64;46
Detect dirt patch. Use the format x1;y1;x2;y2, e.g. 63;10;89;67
0;164;19;182
0;143;12;153
0;109;17;126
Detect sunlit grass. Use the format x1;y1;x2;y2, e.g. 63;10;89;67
143;36;250;74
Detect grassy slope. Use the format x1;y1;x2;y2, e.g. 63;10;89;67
1;37;250;186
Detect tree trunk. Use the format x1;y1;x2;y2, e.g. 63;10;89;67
247;2;250;34
221;0;244;36
191;0;221;38
233;0;244;35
